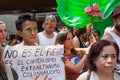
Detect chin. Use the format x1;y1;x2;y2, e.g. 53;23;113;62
70;46;74;49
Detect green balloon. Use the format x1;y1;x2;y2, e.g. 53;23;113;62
56;0;120;38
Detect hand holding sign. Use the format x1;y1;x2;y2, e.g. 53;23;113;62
3;45;65;80
32;74;52;80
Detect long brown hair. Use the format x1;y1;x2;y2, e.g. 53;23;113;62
0;48;6;73
55;28;76;54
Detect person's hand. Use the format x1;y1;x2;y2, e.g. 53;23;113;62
75;48;86;57
86;23;93;34
86;23;96;44
89;33;96;45
32;74;52;80
42;75;52;80
32;74;40;80
62;56;69;64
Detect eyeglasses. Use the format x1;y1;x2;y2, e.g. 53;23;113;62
22;29;38;34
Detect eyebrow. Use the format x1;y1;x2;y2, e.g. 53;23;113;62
101;53;116;55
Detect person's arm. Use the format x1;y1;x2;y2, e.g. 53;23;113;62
73;36;80;48
75;47;89;57
88;33;96;45
65;54;87;73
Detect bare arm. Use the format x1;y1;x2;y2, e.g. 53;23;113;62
65;54;87;73
73;36;80;48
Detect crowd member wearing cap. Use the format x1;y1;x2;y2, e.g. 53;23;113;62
102;6;120;73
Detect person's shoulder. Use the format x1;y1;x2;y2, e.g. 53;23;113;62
54;32;58;36
38;31;43;35
77;71;88;80
14;44;21;46
102;32;115;42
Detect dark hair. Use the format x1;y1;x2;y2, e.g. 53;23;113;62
9;34;17;40
0;48;6;74
8;34;17;45
111;6;120;19
55;29;76;54
87;40;119;71
55;29;70;45
92;28;100;36
15;13;37;31
74;28;86;37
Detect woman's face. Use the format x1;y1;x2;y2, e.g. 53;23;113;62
94;45;117;74
0;24;7;43
93;32;99;40
64;32;74;50
21;20;38;44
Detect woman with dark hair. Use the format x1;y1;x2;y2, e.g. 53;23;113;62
73;28;88;48
55;28;88;80
15;13;38;46
77;40;120;80
14;13;51;80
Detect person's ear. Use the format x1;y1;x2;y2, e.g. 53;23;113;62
112;18;117;25
16;30;22;37
93;58;97;65
42;22;46;29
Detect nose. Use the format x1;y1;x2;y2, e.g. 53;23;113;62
31;29;37;34
107;57;112;64
31;30;35;34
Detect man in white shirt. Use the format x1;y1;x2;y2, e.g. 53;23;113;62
102;6;120;73
38;13;57;46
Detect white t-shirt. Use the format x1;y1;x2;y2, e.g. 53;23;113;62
38;32;57;46
108;31;120;73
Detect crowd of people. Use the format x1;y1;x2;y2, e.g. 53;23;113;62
0;5;120;80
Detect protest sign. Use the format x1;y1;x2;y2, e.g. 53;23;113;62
3;45;65;80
